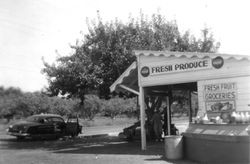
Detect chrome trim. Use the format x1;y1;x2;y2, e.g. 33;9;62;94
7;132;29;137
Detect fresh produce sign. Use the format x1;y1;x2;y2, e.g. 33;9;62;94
141;59;212;77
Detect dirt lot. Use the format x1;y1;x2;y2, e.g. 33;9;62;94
0;118;195;164
0;133;198;164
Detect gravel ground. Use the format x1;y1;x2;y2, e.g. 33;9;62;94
0;119;196;164
0;135;198;164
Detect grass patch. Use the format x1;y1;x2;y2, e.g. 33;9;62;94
0;115;188;132
80;116;138;127
0;116;138;130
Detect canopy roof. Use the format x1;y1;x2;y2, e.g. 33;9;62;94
110;51;250;94
134;50;250;60
109;61;138;95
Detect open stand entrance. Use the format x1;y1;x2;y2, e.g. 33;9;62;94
144;82;198;138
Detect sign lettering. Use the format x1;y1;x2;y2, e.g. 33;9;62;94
203;82;237;113
149;59;211;76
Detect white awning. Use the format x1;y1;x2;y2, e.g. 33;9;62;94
109;61;139;95
134;50;250;60
110;51;250;95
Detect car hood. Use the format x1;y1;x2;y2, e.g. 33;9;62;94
11;120;41;128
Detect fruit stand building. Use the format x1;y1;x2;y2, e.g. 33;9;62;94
110;50;250;163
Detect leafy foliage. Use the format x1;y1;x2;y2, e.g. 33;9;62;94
0;87;138;121
42;12;220;103
0;87;78;120
101;97;137;119
78;94;102;120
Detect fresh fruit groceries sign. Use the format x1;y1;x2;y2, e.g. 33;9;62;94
140;56;224;77
204;82;237;113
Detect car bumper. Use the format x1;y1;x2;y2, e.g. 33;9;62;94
7;131;30;137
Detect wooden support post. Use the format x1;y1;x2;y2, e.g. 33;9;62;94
119;84;139;95
139;86;146;150
189;90;192;123
168;90;173;135
166;96;171;136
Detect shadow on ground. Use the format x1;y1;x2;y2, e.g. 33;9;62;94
0;135;196;164
1;136;163;155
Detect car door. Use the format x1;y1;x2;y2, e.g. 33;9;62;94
65;117;80;136
37;117;54;135
50;117;66;134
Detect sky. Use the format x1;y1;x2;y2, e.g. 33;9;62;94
0;0;250;92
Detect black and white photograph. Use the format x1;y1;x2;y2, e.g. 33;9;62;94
1;0;250;163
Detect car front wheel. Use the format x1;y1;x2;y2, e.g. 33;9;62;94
71;131;80;138
16;136;25;140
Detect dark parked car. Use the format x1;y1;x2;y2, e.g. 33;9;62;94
121;121;179;141
7;114;82;140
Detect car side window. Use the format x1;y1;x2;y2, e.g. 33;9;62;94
67;118;78;123
39;118;48;123
50;117;64;123
45;118;53;123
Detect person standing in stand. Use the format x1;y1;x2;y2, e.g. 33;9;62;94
151;109;163;141
163;106;168;136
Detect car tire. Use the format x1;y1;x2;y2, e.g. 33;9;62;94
17;136;25;140
71;132;78;138
127;135;134;141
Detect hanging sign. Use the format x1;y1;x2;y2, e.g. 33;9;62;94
203;82;237;113
212;56;224;69
141;66;150;77
140;58;212;77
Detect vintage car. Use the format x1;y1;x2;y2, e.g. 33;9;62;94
7;114;82;140
121;121;179;141
121;121;143;141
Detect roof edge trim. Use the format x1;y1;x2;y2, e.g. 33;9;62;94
133;50;250;60
110;61;137;93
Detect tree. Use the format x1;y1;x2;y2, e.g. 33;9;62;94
79;94;102;120
0;87;24;121
0;86;82;120
101;96;137;119
42;11;220;104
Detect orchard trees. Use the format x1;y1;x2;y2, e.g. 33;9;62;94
42;12;220;102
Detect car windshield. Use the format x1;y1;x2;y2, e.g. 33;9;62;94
26;115;65;123
26;116;44;123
